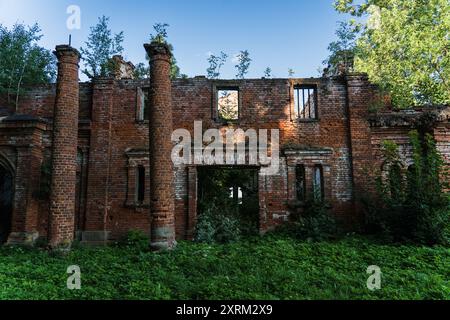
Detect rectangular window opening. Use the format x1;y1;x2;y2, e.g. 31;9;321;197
217;88;239;121
136;166;146;203
295;165;306;201
294;85;318;120
137;88;150;122
313;165;325;200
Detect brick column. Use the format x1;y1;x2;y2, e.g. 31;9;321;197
345;73;376;222
48;45;80;248
144;42;176;250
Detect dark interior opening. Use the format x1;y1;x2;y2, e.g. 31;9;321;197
137;165;146;203
197;167;259;236
0;166;13;244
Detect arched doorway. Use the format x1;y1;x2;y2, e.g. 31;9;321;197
0;165;13;244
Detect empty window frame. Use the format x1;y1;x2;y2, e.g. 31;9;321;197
295;165;306;201
137;87;150;121
313;165;324;200
294;85;318;120
217;88;239;121
136;165;146;203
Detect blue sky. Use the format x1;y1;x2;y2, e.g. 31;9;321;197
0;0;351;80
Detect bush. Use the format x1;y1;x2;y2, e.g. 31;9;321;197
119;230;149;251
281;195;338;241
194;204;241;244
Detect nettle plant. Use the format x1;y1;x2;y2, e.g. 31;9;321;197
365;130;449;245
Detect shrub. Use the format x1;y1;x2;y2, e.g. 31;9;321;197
282;194;338;241
194;203;241;244
297;198;338;241
119;230;149;251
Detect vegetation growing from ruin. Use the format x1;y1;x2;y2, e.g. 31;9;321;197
134;23;184;80
0;23;56;109
80;16;125;79
285;194;338;242
333;0;450;108
235;50;252;79
0;234;448;300
194;168;259;244
264;67;273;78
206;52;228;79
363;130;450;245
322;21;359;76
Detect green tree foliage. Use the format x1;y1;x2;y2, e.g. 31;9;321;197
80;16;124;79
0;23;56;108
264;67;272;78
206;51;228;79
323;21;360;75
133;62;149;79
364;130;449;245
334;0;450;108
235;50;251;79
134;23;184;80
288;68;295;77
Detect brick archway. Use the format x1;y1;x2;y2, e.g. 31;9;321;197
0;154;14;244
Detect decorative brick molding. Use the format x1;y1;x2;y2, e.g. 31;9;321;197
124;148;150;210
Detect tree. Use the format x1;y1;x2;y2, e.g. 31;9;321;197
206;52;228;79
141;23;184;80
323;21;360;76
264;67;272;78
235;50;251;79
80;16;124;79
0;23;56;109
133;62;149;79
334;0;450;108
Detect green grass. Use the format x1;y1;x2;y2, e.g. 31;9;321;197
0;235;448;300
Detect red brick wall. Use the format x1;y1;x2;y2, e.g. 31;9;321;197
2;66;449;244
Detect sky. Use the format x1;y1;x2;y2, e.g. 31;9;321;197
0;0;352;80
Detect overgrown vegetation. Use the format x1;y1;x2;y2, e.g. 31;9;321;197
363;130;450;245
285;193;338;242
194;168;259;244
134;23;185;80
206;52;228;79
235;50;252;79
0;235;448;300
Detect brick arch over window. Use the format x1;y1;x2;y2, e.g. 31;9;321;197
0;150;15;175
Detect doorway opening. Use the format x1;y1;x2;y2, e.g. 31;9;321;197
197;167;260;238
0;165;13;244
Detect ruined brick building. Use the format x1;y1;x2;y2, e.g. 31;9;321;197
0;42;448;248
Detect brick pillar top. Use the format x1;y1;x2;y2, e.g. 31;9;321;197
144;42;172;62
53;45;81;63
